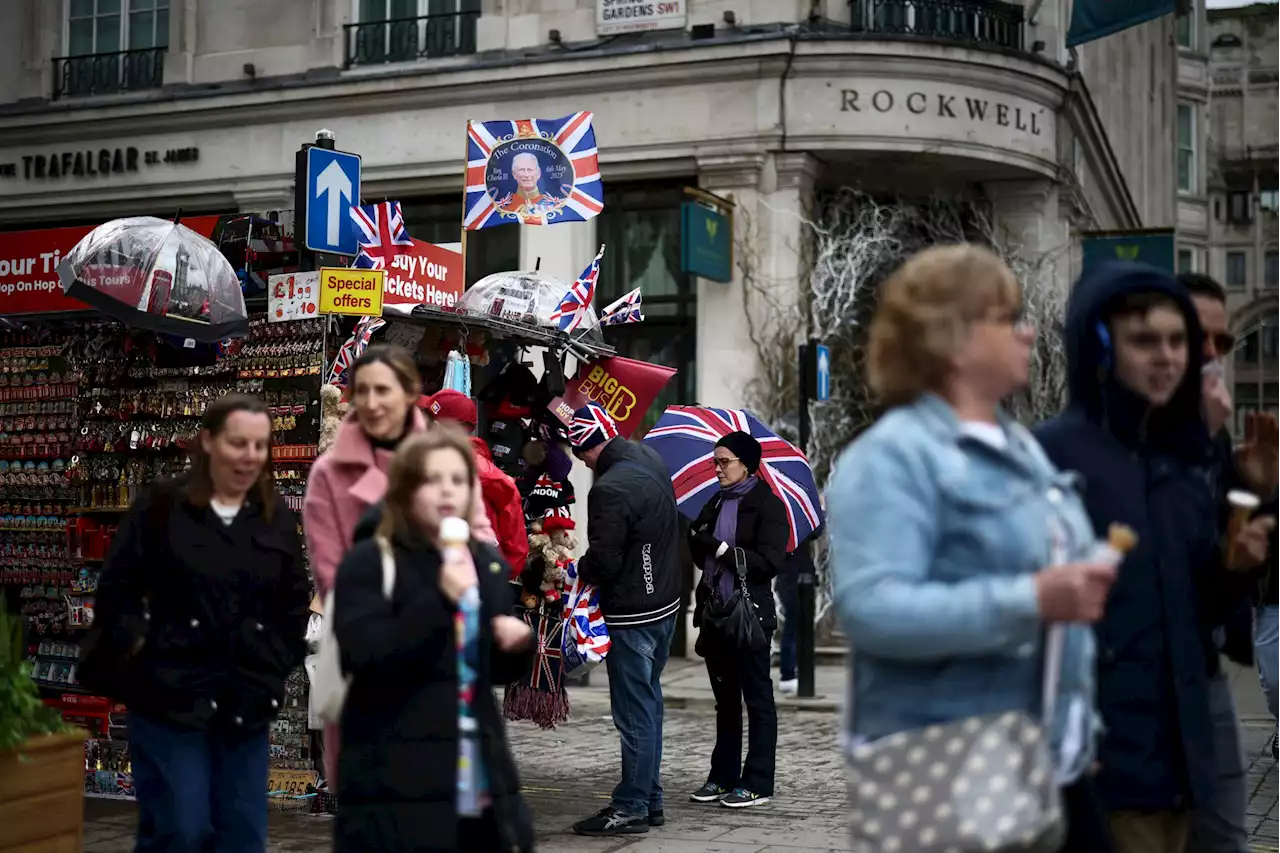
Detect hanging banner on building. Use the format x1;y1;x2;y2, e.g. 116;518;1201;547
1080;229;1176;276
268;271;320;322
0;216;218;316
1067;0;1176;46
548;355;677;437
596;0;688;35
382;239;465;314
464;113;603;229
319;267;385;317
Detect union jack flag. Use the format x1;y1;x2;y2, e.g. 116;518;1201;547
464;112;604;230
642;406;824;552
325;315;385;386
350;201;413;270
549;246;605;333
599;287;643;327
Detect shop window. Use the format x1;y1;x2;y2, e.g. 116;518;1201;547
1177;104;1196;194
1225;251;1248;288
57;0;168;98
595;181;699;435
399;196;518;287
1267;249;1279;289
347;0;478;67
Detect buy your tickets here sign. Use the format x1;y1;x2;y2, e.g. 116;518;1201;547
550;355;677;437
0;217;219;315
382;239;464;314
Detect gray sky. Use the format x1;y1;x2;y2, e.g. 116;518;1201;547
1206;0;1276;7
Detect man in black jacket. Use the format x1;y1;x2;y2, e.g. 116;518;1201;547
567;403;681;837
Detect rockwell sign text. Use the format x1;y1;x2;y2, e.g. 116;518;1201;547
839;88;1044;136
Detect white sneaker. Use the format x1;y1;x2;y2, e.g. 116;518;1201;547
778;678;798;695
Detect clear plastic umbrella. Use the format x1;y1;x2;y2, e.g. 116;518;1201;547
456;270;603;344
57;216;248;342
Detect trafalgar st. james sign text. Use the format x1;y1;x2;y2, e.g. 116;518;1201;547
0;146;201;180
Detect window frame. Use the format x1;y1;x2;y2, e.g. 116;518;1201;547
1225;250;1248;288
1259;188;1279;213
347;0;478;66
64;0;169;58
1265;248;1279;289
1178;248;1196;274
1176;103;1197;195
1175;0;1195;49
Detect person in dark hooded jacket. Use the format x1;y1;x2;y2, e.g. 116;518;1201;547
1034;262;1224;853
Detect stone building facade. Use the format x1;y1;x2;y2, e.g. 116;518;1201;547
0;0;1183;411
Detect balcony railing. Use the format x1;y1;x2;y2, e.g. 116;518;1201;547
849;0;1025;51
345;11;479;68
52;47;166;100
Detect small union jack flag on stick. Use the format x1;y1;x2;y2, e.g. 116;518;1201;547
598;287;643;327
350;201;413;270
549;245;605;333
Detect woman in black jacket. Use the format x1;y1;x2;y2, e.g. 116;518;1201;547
332;428;535;852
687;430;788;809
88;393;311;853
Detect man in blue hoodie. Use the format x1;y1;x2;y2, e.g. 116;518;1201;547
1034;262;1224;853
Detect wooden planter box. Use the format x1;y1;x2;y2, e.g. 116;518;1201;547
0;731;86;852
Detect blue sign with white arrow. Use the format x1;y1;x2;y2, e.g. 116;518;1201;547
814;343;831;402
304;147;361;255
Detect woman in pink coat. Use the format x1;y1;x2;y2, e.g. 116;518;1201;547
304;344;495;788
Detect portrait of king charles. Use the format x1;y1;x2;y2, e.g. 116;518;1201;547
492;151;567;219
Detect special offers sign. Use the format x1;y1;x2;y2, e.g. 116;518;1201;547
320;268;385;316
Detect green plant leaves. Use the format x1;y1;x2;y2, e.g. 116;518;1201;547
0;593;75;753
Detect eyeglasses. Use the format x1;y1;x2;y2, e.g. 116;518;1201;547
712;457;740;470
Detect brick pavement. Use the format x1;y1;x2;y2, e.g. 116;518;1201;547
83;699;853;852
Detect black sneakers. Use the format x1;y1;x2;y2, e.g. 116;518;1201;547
689;782;731;803
572;806;649;836
648;808;665;827
721;788;772;808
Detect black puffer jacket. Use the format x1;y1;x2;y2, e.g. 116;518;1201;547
576;438;682;629
333;528;533;852
91;479;310;731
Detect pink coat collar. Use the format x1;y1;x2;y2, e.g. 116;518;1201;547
329;409;427;506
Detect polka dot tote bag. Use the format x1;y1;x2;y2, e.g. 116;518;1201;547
846;628;1067;853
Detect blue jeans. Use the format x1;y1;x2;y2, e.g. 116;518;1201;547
1257;605;1279;722
1188;673;1248;853
129;713;270;853
605;615;676;817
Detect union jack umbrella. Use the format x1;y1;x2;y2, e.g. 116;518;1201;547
350;201;413;270
643;406;823;552
464;112;604;229
548;245;605;333
599;287;643;327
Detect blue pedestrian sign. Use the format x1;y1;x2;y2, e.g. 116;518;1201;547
304;147;361;255
814;343;831;402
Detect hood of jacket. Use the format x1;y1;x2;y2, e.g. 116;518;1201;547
1063;260;1209;458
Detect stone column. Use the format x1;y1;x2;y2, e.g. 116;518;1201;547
163;0;196;86
696;150;817;410
310;0;347;71
983;177;1070;293
18;0;60;101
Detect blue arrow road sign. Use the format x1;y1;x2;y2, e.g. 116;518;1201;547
815;343;831;402
304;147;361;255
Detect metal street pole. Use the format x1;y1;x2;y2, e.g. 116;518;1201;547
796;340;816;698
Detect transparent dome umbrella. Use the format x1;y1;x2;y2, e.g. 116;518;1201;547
456;269;604;345
57;216;249;342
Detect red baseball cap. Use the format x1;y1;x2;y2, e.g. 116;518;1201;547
425;390;477;428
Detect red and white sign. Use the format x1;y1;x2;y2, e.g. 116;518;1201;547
268;271;320;322
381;239;464;315
0;216;218;316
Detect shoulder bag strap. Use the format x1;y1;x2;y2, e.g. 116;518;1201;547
375;536;397;601
1040;624;1063;731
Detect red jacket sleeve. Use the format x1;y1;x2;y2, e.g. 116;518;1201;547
480;468;528;576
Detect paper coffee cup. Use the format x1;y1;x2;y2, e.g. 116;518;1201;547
1225;490;1260;567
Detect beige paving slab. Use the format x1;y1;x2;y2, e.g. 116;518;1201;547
713;826;855;851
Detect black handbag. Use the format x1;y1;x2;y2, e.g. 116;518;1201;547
699;547;768;653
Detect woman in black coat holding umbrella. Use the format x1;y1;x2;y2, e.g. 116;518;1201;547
331;429;535;852
687;431;789;809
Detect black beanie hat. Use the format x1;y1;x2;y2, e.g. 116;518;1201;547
715;431;762;474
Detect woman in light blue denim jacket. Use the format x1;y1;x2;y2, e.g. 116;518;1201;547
827;245;1119;851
